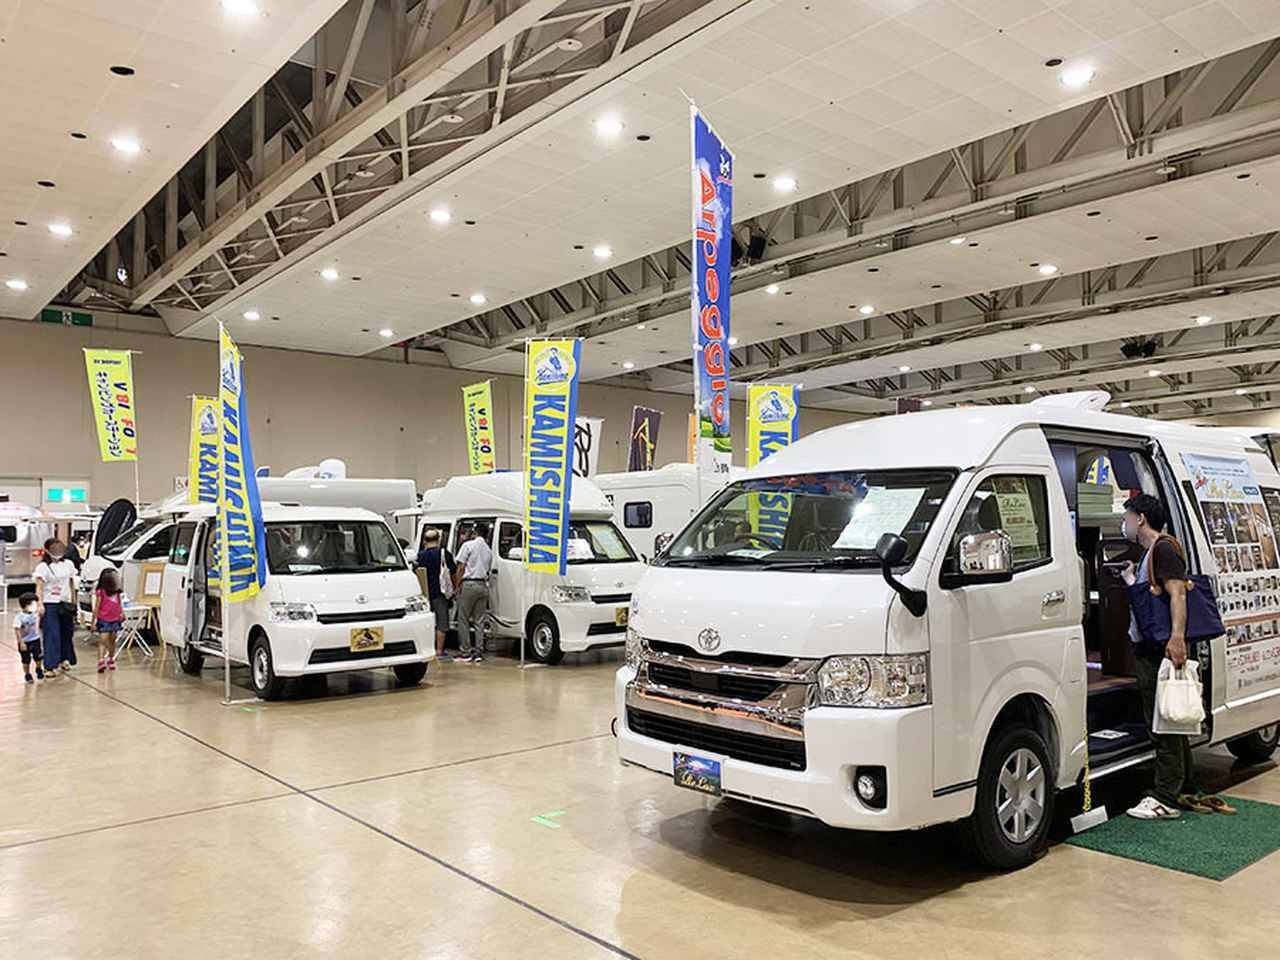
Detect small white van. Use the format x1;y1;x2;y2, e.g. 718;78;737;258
616;393;1280;868
161;502;433;699
418;472;645;664
595;463;743;560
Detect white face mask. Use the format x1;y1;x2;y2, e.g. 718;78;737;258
1121;518;1136;542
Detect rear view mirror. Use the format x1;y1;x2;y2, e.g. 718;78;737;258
942;530;1014;588
507;546;525;562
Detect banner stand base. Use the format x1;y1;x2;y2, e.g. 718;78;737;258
518;663;547;670
221;696;260;706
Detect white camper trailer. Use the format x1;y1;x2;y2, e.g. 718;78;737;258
594;463;744;559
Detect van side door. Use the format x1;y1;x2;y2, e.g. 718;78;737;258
927;466;1085;796
159;521;200;648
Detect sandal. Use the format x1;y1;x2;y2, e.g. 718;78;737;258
1176;794;1215;814
1194;794;1237;815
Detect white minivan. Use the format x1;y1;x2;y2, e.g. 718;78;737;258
419;472;645;664
161;502;434;699
595;463;743;560
616;393;1280;868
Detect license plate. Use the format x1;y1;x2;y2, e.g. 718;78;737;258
349;626;385;652
615;606;630;627
673;751;722;796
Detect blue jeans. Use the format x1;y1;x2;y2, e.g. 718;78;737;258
41;604;77;667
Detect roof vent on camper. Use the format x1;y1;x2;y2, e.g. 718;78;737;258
1030;390;1111;411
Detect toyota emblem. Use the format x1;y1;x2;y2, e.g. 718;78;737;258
354;594;369;605
696;627;721;653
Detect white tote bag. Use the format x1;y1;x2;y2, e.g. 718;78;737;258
1154;659;1205;736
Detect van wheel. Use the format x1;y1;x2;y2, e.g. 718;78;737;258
393;662;428;686
178;641;204;676
959;726;1054;871
250;636;286;700
1226;723;1280;764
527;611;564;665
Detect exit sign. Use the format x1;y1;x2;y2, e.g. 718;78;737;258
40;308;93;327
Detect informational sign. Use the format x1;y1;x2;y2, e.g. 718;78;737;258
83;349;138;462
835;488;927;550
746;384;799;467
188;396;220;505
523;339;582;576
462;381;497;474
690;104;734;488
628;407;662;472
573;416;604;479
991;477;1041;553
217;325;267;603
1183;452;1280;697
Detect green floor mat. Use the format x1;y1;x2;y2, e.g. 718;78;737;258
1065;796;1280;880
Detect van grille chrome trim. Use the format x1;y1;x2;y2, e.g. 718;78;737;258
644;643;820;683
626;676;809;740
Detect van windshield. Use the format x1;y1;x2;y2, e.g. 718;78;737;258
568;521;637;564
266;520;407;575
660;470;955;570
101;519;162;557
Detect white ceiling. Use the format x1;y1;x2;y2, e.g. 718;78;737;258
0;0;348;317
188;0;1280;355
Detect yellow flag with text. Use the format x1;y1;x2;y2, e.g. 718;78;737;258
746;384;799;542
188;396;220;504
462;381;497;474
83;349;138;462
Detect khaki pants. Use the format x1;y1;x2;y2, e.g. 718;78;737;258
457;580;489;655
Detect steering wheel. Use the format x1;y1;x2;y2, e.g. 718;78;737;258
736;531;783;551
796;530;835;552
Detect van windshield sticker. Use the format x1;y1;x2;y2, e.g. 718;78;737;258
834;487;925;549
566;538;593;560
287;563;323;573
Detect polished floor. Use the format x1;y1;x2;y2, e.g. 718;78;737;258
4;608;1280;959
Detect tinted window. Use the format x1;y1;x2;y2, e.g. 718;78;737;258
170;523;198;565
623;502;653;528
265;520;407;575
498;522;523;559
134;525;176;561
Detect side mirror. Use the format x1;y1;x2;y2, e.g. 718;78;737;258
873;533;927;618
507;546;525;562
942;530;1015;588
653;532;675;556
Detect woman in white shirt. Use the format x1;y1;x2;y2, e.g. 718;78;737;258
33;539;78;673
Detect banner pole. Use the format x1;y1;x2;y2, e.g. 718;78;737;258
519;342;528;671
133;460;141;509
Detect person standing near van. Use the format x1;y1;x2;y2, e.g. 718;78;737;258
14;592;44;683
1120;494;1234;819
33;539;78;674
453;525;493;663
416;529;456;662
92;567;124;673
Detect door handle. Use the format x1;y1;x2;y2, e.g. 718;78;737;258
1042;590;1065;607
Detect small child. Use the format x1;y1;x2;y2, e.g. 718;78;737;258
92;568;125;673
14;593;44;683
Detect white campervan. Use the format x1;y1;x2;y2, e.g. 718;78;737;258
419;472;645;664
616;393;1280;868
595;463;743;560
160;502;433;699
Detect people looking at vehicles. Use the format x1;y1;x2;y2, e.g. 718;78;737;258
452;523;493;663
416;528;456;661
33;539;78;675
92;567;124;673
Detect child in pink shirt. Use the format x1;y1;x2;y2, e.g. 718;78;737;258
92;567;125;673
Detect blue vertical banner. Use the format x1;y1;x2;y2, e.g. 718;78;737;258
690;103;734;490
217;324;268;602
523;338;583;576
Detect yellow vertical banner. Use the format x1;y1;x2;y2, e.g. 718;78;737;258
462;381;497;474
523;339;582;576
83;349;138;462
188;396;220;504
746;384;799;542
218;325;267;603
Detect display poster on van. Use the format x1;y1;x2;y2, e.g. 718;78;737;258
188;396;219;505
83;349;138;462
523;338;582;576
217;325;268;603
1182;452;1280;696
689;104;733;486
462;381;497;474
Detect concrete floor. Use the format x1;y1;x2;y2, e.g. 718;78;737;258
4;614;1280;959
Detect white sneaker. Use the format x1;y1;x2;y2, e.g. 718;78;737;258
1126;796;1181;820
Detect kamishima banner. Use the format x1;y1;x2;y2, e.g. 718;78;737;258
83;349;138;462
523;339;582;576
188;396;219;505
573;416;604;478
628;406;662;472
462;381;497;474
218;325;267;603
746;384;799;467
690;104;734;488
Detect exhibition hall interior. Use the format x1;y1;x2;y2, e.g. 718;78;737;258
9;0;1280;956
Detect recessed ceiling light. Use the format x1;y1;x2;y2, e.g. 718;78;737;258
320;267;339;281
47;222;72;238
1235;387;1249;395
354;168;375;179
859;304;875;315
5;279;28;291
379;328;395;338
220;0;260;15
117;266;129;284
1119;401;1131;408
728;335;739;346
1037;263;1059;276
594;115;624;138
592;244;613;259
557;37;584;52
1024;385;1037;393
1194;314;1213;325
469;292;487;306
949;236;966;245
1029;342;1043;352
429;206;451;224
622;360;636;370
772;175;797;193
243;309;260;321
1058;63;1096;90
898;365;911;373
1147;368;1161;377
765;283;780;295
111;135;141;155
636;322;646;330
442;113;465;125
921;399;933;407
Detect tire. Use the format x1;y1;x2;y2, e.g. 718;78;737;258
393;662;428;686
249;635;286;700
178;641;204;676
526;611;564;665
959;725;1055;871
1226;723;1280;764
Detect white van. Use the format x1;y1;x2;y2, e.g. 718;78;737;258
616;393;1280;868
419;472;645;664
161;502;433;699
595;464;743;560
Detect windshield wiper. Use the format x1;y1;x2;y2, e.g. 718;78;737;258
762;555;881;570
662;553;773;566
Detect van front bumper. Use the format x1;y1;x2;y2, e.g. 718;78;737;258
555;601;629;653
614;667;970;831
267;613;435;676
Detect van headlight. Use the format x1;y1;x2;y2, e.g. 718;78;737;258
817;655;929;708
405;595;430;614
551;584;591;603
269;602;317;623
625;626;647;668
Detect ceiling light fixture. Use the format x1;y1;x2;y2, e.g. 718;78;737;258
379;328;395;338
429;206;451;224
1058;63;1096;90
5;279;28;291
592;244;613;260
728;335;739;346
772;175;797;193
47;222;72;238
1194;315;1213;325
859;304;875;315
949;236;966;245
1024;385;1037;393
636;323;646;330
354;168;375;179
469;292;487;306
320;267;339;281
441;113;465;125
1028;342;1043;352
111;135;141;155
1037;263;1059;276
243;309;260;321
220;0;260;16
898;365;911;373
622;360;636;370
594;115;624;138
556;37;584;52
1235;387;1249;395
1120;401;1131;408
765;283;780;295
922;399;933;407
1147;368;1161;377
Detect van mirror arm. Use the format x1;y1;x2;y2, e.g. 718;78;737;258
874;533;928;618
